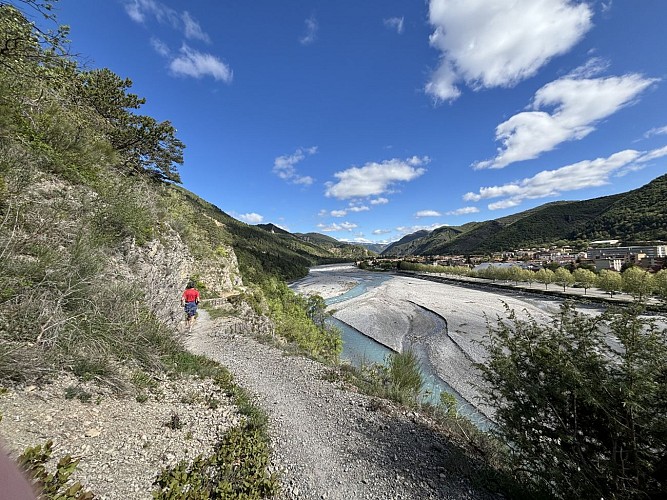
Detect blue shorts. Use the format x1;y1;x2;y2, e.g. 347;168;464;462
184;302;198;317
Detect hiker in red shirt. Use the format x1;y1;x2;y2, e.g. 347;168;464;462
181;281;200;331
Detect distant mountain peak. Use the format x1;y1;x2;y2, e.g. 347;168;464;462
256;223;290;235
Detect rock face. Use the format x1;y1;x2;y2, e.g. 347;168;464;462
115;229;245;327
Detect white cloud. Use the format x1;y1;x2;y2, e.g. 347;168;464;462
125;0;175;24
300;16;318;45
317;222;358;233
638;145;667;162
383;17;404;34
475;72;657;169
238;212;264;224
566;57;609;79
325;156;429;200
273;147;317;186
125;2;227;82
125;0;204;40
370;197;389;205
348;205;369;213
464;146;667;210
150;37;170;57
644;125;667;139
445;206;480;216
426;0;593;102
395;224;443;236
170;45;233;82
182;11;211;43
331;210;347;218
293;175;314;185
415;210;442;218
125;1;146;22
373;229;392;235
340;236;374;244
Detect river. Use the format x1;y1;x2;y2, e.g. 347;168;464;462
291;264;505;428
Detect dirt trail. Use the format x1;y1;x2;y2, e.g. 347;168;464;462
186;310;498;500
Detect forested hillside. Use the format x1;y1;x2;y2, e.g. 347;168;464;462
383;175;666;256
576;173;667;242
381;229;432;255
0;2;340;390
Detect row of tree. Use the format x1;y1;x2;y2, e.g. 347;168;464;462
397;261;667;302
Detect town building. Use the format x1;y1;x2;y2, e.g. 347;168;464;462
586;245;666;260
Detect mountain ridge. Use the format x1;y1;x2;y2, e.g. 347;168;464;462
382;174;667;256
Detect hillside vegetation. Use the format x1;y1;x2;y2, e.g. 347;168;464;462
0;1;343;392
383;178;666;256
0;4;353;496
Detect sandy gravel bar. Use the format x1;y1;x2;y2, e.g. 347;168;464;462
290;264;364;300
296;265;565;418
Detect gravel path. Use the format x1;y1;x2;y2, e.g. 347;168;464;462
1;305;498;500
186;311;499;500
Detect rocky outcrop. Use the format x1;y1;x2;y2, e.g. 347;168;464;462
115;229;245;327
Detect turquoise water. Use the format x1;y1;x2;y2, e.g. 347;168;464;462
320;272;492;429
324;273;392;305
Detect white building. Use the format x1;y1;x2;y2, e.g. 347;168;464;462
586;245;666;260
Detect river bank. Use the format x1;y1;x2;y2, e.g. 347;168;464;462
291;264;569;420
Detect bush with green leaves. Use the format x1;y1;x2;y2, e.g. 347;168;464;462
153;422;279;499
387;349;423;404
656;269;667;301
552;267;574;291
331;350;424;407
572;267;596;294
477;302;667;499
18;440;94;499
260;276;342;363
622;266;655;301
597;268;623;297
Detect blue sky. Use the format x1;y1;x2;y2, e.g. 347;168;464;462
41;1;667;243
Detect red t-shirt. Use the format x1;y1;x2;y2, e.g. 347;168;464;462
182;288;200;303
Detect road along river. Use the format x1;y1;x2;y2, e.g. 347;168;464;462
291;264;583;427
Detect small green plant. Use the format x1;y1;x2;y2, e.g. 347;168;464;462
153;422;280;499
18;440;94;499
203;305;236;320
64;386;92;403
131;370;158;392
388;349;423;401
136;393;149;403
165;352;234;391
180;391;199;405
439;391;458;419
165;411;182;430
72;358;111;382
206;395;220;410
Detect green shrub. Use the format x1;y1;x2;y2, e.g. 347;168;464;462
478;302;667;499
18;440;94;499
153;422;280;499
260;277;342;363
388;350;422;391
64;386;92;403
